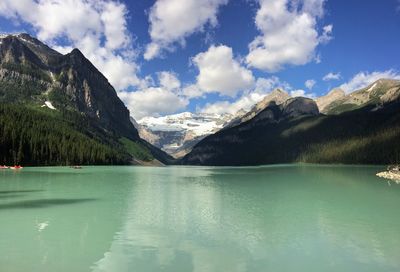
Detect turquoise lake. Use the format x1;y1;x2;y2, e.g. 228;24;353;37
0;165;399;272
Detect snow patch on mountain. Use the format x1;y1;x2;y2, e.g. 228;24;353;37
136;112;234;158
138;112;232;137
41;101;56;110
367;82;378;92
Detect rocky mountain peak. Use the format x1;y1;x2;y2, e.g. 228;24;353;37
255;88;290;111
226;88;291;129
1;33;63;68
315;88;346;112
318;78;400;114
69;48;85;59
282;97;319;118
328;88;345;96
0;32;139;140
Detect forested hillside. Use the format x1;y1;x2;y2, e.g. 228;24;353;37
181;100;400;166
0;104;155;165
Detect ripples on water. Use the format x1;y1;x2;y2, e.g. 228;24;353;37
0;165;399;272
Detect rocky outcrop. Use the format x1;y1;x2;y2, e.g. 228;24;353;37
377;169;400;184
316;88;345;113
282;97;319;118
131;117;160;146
248;97;319;125
320;79;400;114
226;89;290;128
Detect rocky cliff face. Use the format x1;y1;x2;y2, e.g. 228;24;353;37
282;97;319;118
239;97;320;127
315;88;346;113
0;33;138;140
225;89;290;128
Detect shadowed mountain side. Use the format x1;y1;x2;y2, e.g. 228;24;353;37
181;99;400;166
0;198;97;210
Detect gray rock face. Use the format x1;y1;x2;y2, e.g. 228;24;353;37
315;88;346;113
226;89;290;128
282;97;320;118
0;33;138;140
248;97;319;125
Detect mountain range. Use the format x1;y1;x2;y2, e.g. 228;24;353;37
134;112;233;158
181;79;400;165
0;33;172;166
1;33;399;166
136;89;292;158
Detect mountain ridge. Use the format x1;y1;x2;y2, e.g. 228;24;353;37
0;33;172;165
180;84;400;166
318;79;400;114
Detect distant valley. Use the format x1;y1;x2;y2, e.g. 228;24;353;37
133;112;233;158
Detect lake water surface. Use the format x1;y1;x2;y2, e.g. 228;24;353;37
0;165;399;272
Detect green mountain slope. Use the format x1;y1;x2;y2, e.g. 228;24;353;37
0;104;162;166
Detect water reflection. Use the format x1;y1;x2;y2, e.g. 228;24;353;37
93;167;251;272
0;198;97;210
92;166;400;272
1;166;400;272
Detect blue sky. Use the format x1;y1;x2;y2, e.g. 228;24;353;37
1;0;400;119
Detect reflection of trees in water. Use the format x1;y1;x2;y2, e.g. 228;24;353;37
0;169;129;272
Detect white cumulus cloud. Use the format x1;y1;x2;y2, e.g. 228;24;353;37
201;76;290;115
119;87;188;120
144;0;228;60
290;89;315;98
246;0;332;72
340;70;400;93
158;71;181;91
0;0;140;90
323;72;341;81
120;71;189;119
305;79;316;90
193;45;255;97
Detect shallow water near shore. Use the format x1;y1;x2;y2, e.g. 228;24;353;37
1;164;400;272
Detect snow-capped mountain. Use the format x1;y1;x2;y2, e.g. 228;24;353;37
135;112;233;158
139;112;232;136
